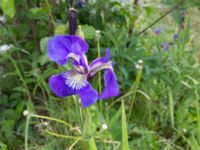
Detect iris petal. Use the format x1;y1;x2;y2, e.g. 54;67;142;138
88;48;112;78
49;73;77;98
47;35;89;65
100;69;119;99
89;48;111;69
78;84;98;108
63;70;87;90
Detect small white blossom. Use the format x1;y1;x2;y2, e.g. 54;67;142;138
44;122;49;126
0;44;13;53
102;123;108;130
183;128;187;133
138;59;143;64
135;63;140;70
0;15;5;23
96;30;101;40
23;110;29;116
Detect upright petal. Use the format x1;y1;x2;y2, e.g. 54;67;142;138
78;84;98;108
100;69;119;99
89;48;111;69
47;35;89;65
49;73;77;98
88;48;112;77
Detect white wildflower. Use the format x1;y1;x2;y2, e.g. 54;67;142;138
138;59;143;64
183;128;187;133
0;15;5;23
135;63;140;70
102;123;108;130
23;110;29;116
96;30;101;40
0;44;13;53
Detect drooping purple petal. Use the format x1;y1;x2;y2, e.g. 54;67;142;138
78;84;98;108
49;73;77;98
100;69;119;99
89;48;111;69
47;35;89;65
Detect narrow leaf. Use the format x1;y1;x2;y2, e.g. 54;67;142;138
122;100;129;150
168;87;174;128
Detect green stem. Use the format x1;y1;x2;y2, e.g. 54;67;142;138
97;36;102;112
45;0;55;26
9;55;32;101
25;115;30;150
72;96;83;130
44;130;80;140
30;113;74;129
83;108;97;150
88;137;97;150
195;87;200;144
128;68;142;122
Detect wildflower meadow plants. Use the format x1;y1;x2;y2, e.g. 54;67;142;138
1;0;200;150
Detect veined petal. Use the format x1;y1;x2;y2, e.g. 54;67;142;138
100;69;119;99
49;73;76;98
88;48;111;77
88;61;113;78
89;48;111;69
78;84;98;108
63;70;88;90
47;35;89;65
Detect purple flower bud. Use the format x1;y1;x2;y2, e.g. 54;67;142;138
162;43;169;51
173;33;178;40
77;0;87;8
154;27;162;36
69;8;77;35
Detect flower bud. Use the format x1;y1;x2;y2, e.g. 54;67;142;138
102;123;108;130
69;8;77;35
23;110;30;116
96;30;101;40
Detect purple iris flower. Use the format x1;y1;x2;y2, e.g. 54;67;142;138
154;27;162;36
47;35;119;108
162;43;169;51
173;33;178;40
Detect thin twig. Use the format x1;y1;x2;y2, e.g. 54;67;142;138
137;0;186;35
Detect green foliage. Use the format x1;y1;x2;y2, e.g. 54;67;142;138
1;0;15;18
0;0;200;149
27;7;48;20
122;100;129;150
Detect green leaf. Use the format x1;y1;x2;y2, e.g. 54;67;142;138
27;7;48;20
40;37;50;52
0;141;7;150
55;24;67;35
1;0;15;18
122;100;129;150
168;87;174;128
81;25;96;40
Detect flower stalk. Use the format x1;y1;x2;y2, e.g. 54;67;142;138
82;108;97;150
128;60;143;122
96;30;103;112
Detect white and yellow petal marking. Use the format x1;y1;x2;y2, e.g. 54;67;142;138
63;71;87;90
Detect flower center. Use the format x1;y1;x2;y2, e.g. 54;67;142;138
63;71;87;90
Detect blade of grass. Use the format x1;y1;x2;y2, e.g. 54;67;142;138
168;87;174;128
25;115;30;150
195;87;200;144
122;100;129;150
